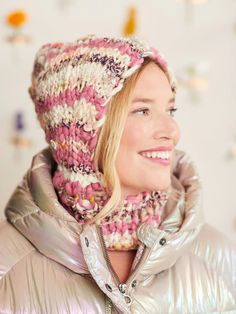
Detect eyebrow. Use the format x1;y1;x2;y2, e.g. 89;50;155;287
131;97;175;104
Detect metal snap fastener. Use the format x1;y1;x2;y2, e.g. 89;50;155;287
131;280;137;288
85;237;89;247
159;237;166;246
105;284;112;292
118;283;127;294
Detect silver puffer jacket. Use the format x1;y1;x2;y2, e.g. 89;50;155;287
0;148;235;314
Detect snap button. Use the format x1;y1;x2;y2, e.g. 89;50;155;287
105;284;112;292
85;237;89;247
118;283;127;294
131;280;137;288
159;237;166;246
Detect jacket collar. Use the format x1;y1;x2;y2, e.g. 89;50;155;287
5;147;204;277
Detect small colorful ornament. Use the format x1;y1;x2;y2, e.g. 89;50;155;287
5;10;31;44
122;6;138;37
230;142;236;158
10;111;32;149
234;21;236;35
176;61;209;102
186;0;208;4
176;0;208;24
57;0;78;11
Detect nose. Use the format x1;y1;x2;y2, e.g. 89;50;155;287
152;114;180;145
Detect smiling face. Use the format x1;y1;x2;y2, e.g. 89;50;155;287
116;62;180;197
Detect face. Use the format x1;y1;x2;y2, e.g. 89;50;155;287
116;62;180;197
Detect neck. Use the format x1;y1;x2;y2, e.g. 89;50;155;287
107;250;137;282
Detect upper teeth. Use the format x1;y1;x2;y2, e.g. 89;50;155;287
141;151;170;159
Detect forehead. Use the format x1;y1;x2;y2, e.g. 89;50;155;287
132;62;173;99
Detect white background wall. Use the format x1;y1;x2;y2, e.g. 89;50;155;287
1;0;236;240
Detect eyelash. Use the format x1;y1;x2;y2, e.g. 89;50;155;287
169;107;178;117
133;108;150;116
132;107;178;117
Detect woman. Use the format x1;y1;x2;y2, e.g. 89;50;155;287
0;35;235;314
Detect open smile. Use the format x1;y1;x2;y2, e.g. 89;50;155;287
139;149;172;166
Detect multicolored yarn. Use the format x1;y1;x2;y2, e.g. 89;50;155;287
101;191;168;250
29;35;176;251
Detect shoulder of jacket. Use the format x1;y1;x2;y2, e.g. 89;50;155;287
191;223;236;278
0;219;36;280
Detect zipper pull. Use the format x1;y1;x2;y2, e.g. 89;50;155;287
118;283;132;305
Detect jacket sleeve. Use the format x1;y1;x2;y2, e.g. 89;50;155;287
192;223;236;298
0;220;35;280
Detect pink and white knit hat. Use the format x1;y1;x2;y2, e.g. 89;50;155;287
29;35;176;250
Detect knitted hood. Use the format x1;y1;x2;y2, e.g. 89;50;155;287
28;35;178;250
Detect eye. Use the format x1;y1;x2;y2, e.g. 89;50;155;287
168;107;178;117
132;107;150;116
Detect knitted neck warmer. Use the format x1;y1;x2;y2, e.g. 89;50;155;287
29;35;176;251
66;189;169;250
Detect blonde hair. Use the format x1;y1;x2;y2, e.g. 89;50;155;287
91;59;156;224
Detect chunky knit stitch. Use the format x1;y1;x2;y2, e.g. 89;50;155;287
29;35;176;250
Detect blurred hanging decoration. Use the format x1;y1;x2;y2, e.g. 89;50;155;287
234;21;236;35
176;0;208;24
10;111;32;149
57;0;78;11
176;61;210;102
5;10;31;44
122;6;138;37
229;141;236;159
185;0;208;4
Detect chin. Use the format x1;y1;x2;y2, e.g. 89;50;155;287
120;173;171;195
146;177;171;192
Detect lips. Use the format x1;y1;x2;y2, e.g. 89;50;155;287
140;146;173;153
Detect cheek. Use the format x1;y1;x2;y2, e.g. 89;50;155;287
120;121;146;149
116;123;144;173
173;120;181;145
